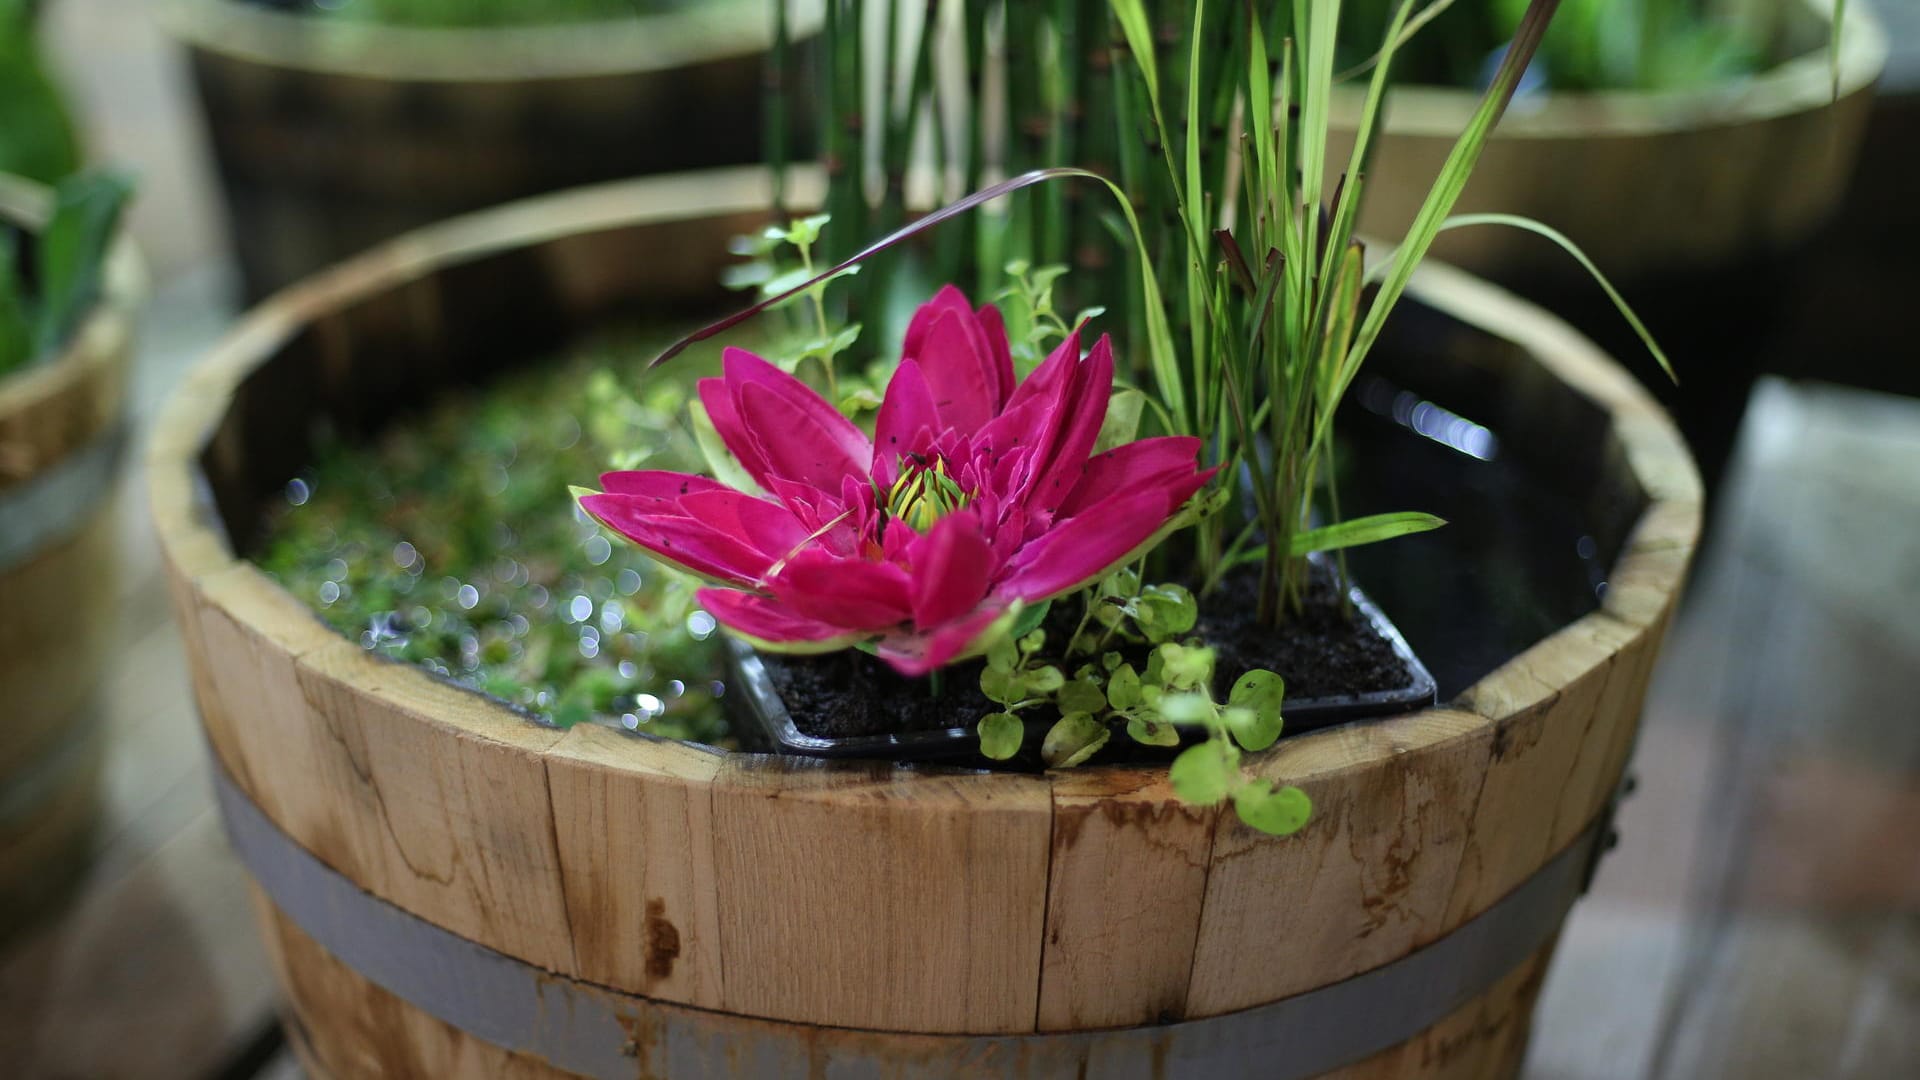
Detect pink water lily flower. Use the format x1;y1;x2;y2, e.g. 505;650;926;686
582;286;1215;675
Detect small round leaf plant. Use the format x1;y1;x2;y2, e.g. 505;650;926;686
577;285;1310;834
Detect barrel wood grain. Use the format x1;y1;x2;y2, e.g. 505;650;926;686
1037;770;1217;1030
543;725;727;1009
1185;708;1495;1016
710;756;1053;1034
149;169;1700;1071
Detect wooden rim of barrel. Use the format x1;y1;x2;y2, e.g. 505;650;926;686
1335;0;1885;139
149;166;1700;1037
161;0;820;82
0;174;144;495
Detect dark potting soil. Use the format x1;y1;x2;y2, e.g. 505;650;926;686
764;651;996;740
1193;562;1412;701
767;561;1410;744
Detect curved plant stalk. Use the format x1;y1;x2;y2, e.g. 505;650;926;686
651;165;1187;433
1429;212;1675;383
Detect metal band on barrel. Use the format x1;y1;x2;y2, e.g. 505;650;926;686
0;426;124;571
214;755;1596;1079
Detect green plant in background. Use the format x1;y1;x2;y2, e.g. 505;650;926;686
0;170;133;378
1340;0;1795;92
257;0;687;29
257;340;735;744
0;0;82;184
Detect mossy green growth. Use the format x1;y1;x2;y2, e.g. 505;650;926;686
256;336;733;745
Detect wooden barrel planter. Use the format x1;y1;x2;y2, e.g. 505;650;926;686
0;175;143;934
1333;0;1884;282
165;0;816;301
150;169;1701;1078
1330;0;1886;491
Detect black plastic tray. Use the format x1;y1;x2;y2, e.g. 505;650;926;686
727;573;1438;763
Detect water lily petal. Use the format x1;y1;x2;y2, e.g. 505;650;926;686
1003;329;1080;413
906;509;996;630
1026;334;1115;514
737;381;871;492
596;470;731;506
975;302;1016;407
872;359;940;485
1057;436;1208;518
697;589;871;653
903;286;988;365
579;494;771;586
675;489;811;560
773;548;914;630
913;309;999;433
697;377;773;486
723;348;871;481
999;487;1181;601
875;602;1012;677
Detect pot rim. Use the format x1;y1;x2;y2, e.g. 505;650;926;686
160;0;822;83
1335;0;1888;139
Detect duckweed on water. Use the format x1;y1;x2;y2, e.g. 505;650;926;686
257;337;733;745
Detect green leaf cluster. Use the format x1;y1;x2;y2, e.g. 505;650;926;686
0;0;81;186
1161;656;1309;836
991;260;1105;374
722;214;870;413
1;170;133;379
973;574;1309;836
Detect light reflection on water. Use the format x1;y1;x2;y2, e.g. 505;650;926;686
1340;374;1622;700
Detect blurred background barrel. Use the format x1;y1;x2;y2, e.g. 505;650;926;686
1332;0;1885;501
166;0;817;301
0;175;141;942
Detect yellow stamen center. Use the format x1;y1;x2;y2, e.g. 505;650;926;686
886;457;972;532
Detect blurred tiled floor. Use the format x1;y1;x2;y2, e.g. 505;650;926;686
2;2;1917;1077
1527;380;1920;1080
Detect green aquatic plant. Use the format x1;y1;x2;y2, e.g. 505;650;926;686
257;340;734;744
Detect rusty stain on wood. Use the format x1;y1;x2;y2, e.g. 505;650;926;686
644;899;680;982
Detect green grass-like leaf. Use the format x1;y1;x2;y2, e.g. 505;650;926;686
0;230;29;375
1434;212;1675;383
31;169;134;361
